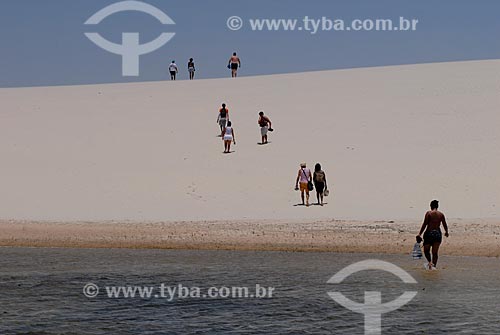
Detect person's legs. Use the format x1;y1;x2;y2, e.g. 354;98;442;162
316;183;324;205
423;244;432;265
260;126;266;144
431;242;441;267
305;190;310;206
299;183;307;205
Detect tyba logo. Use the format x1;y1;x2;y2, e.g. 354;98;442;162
84;1;175;76
327;260;418;335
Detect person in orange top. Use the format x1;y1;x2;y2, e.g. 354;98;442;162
217;103;229;132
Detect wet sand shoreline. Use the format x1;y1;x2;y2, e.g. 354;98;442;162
1;219;499;257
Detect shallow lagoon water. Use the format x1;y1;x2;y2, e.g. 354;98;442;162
0;247;499;334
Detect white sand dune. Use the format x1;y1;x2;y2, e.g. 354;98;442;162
1;60;499;222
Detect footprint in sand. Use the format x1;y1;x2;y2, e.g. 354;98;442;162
186;183;204;201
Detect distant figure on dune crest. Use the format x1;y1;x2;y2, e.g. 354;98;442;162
295;163;313;207
222;121;236;153
417;200;450;270
258;111;272;145
169;60;178;80
188;58;195;80
217;103;229;133
228;52;241;78
313;163;328;206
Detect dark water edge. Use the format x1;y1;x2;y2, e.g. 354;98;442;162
0;247;499;334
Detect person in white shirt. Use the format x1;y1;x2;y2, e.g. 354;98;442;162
169;60;178;80
221;121;236;154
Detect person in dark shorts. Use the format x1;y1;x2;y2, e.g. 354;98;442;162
313;163;327;206
169;60;178;80
228;52;241;78
417;200;450;269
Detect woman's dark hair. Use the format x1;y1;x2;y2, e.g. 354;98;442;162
315;163;321;172
227;121;232;127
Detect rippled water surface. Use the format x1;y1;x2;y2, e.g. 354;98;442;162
1;247;499;334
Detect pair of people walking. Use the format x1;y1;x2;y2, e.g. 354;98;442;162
217;104;235;153
294;163;328;206
169;58;196;80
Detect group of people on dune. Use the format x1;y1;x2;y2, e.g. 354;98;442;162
167;52;242;81
209;54;448;271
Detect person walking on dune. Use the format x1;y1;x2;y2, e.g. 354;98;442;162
187;58;195;80
169;60;178;80
313;163;328;206
222;121;236;153
228;52;241;78
295;163;312;206
417;200;449;270
258;111;272;144
217;103;229;133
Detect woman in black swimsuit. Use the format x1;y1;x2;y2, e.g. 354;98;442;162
313;163;328;206
187;58;195;80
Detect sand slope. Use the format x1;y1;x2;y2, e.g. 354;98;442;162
1;60;499;221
